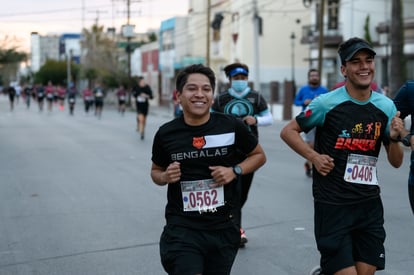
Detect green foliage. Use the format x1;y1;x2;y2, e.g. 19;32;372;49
148;32;157;42
0;48;27;63
0;45;27;85
101;70;131;88
364;15;372;44
34;60;79;86
82;67;98;88
102;73;118;88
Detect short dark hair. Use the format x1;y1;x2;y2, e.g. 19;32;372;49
176;64;216;92
308;68;319;77
338;37;376;65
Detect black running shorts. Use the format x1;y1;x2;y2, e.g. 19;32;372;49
136;102;149;116
159;224;240;275
314;197;386;274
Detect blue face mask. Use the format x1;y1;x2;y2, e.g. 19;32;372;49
231;80;248;92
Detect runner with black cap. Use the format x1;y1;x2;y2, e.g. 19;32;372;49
211;62;272;248
281;37;405;274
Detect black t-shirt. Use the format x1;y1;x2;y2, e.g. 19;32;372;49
393;81;414;135
296;87;397;205
36;87;45;99
211;89;269;138
132;85;153;105
152;113;258;229
8;87;16;96
24;87;33;96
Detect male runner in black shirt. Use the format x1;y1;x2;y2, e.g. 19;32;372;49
281;37;404;275
151;64;266;275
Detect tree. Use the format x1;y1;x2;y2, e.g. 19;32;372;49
80;24;123;88
363;15;372;44
148;32;157;42
0;36;27;86
83;68;98;88
389;0;405;98
34;60;79;86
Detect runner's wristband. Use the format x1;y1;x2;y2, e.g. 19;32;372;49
401;134;412;147
389;136;400;143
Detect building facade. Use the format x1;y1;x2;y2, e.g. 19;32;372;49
30;32;81;74
184;0;311;102
300;0;414;90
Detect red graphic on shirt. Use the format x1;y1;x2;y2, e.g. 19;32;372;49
193;137;206;149
305;109;312;117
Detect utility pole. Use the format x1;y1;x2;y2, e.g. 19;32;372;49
81;0;85;30
317;0;325;76
127;0;131;82
252;0;260;91
67;49;72;88
290;32;296;84
206;0;211;67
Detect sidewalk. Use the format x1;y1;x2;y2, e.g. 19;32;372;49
148;104;174;119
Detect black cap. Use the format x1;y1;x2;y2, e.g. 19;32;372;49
223;63;249;78
338;39;376;63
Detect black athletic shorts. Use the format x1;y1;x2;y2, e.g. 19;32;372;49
95;99;103;108
160;224;240;275
314;197;386;274
136;102;149;116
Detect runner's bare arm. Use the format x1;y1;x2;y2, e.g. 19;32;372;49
151;161;181;186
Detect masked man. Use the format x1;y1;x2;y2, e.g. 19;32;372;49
211;62;272;247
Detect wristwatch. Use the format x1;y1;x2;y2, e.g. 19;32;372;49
233;165;243;176
401;134;412;147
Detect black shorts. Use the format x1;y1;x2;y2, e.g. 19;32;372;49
95;99;104;108
136;102;149;115
314;198;386;274
160;224;240;275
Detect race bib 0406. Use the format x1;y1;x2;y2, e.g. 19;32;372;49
343;154;378;185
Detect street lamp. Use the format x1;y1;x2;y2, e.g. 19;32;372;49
290;32;296;85
303;0;312;8
67;49;73;88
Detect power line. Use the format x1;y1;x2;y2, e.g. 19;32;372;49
0;6;111;18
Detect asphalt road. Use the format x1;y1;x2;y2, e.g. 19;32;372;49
0;96;413;275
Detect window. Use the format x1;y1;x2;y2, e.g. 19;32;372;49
328;0;339;30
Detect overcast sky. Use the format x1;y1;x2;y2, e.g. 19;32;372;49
0;0;189;51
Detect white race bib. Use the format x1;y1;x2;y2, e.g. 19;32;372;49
343;154;378;185
137;96;146;102
181;179;224;212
